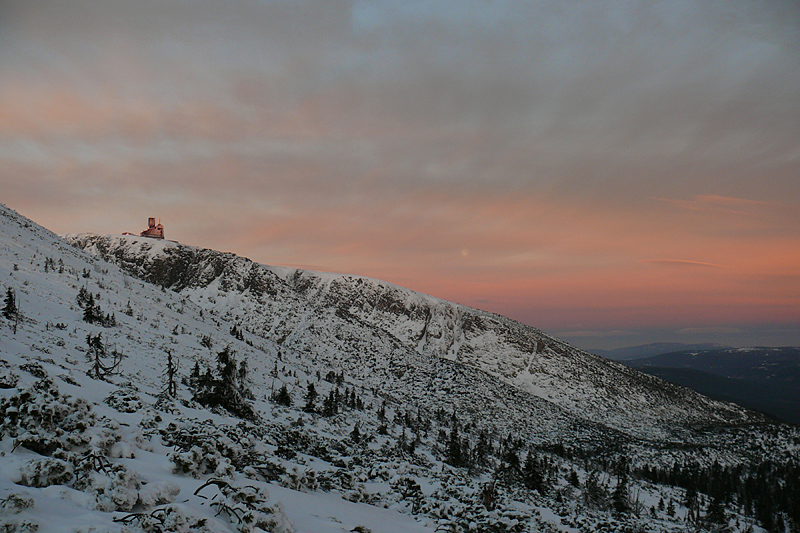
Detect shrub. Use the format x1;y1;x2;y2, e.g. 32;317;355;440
19;458;74;488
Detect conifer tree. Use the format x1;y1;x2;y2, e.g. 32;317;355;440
568;469;580;488
397;426;408;453
666;499;676;517
193;346;255;419
2;287;17;320
685;486;700;525
612;473;630;515
238;359;253;399
705;495;727;528
217;345;236;387
77;287;114;326
189;360;201;390
200;367;214;392
272;383;292;407
473;430;491;468
304;382;318;413
322;389;337;417
523;449;546;493
446;425;463;467
350;423;361;444
377;400;386;423
583;470;609;510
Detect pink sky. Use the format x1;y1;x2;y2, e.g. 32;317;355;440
2;1;799;349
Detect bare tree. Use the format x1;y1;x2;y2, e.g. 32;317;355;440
85;333;122;379
163;349;179;397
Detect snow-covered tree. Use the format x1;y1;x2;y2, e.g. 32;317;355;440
193;346;255;419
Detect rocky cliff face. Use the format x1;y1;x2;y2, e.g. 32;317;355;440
66;233;755;442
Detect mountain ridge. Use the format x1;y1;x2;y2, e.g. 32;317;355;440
65;232;755;441
591;343;734;361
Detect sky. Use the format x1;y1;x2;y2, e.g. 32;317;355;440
2;0;799;350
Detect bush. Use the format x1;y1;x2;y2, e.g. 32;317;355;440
104;387;143;413
0;365;19;389
193;479;295;533
113;504;208;533
0;493;34;514
19;458;74;488
1;381;95;454
163;420;255;479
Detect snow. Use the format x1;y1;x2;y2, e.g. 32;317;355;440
0;202;797;533
266;484;435;532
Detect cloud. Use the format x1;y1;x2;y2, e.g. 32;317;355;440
656;194;774;217
2;0;799;346
639;259;725;268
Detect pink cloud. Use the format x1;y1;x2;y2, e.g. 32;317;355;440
638;259;725;268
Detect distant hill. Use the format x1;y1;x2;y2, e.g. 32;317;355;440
592;342;731;361
625;347;800;424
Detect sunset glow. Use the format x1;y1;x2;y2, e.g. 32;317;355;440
2;1;799;349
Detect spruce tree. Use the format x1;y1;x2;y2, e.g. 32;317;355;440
523;450;546;493
272;383;292;407
705;495;727;527
304;382;318;413
377;400;386;423
446;425;463;467
189;361;201;390
472;430;491;467
322;389;337;416
568;470;580;487
583;470;609;510
238;359;253;399
2;288;17;320
612;473;630;515
216;345;236;388
397;426;408;453
350;423;361;444
193;346;255;419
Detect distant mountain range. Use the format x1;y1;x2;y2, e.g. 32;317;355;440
591;342;732;361
617;346;800;424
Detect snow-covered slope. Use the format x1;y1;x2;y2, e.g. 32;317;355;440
66;233;754;441
0;204;441;532
3;203;798;533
